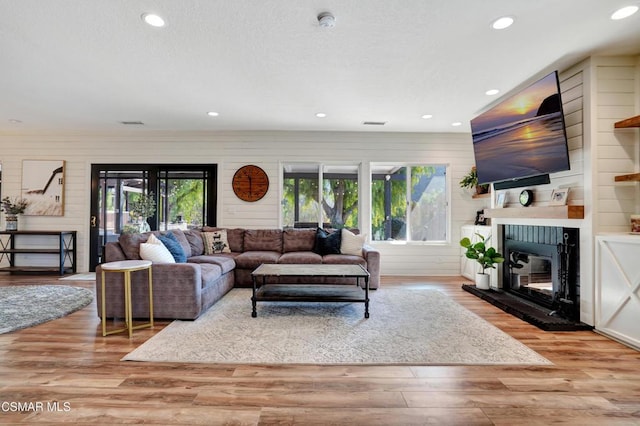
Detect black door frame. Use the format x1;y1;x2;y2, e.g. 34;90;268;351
89;164;217;271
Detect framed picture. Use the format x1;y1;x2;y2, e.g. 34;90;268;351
495;192;506;208
475;210;487;225
549;188;569;206
21;160;65;216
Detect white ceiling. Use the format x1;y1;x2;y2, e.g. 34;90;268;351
1;0;639;135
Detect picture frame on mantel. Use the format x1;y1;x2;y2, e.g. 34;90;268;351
21;160;65;216
495;192;506;208
549;188;569;206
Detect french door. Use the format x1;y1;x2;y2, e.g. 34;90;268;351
89;164;217;271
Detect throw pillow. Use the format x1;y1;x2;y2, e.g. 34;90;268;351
313;228;341;255
139;234;176;264
158;232;187;263
341;228;365;257
202;230;231;254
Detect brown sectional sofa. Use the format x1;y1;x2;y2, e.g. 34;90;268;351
96;227;380;320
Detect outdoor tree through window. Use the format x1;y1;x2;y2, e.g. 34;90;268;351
282;163;359;229
371;164;447;242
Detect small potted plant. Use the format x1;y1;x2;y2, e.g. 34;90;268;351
459;167;490;195
1;196;29;231
460;233;504;290
127;192;156;233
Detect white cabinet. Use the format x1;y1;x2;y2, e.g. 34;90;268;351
595;234;640;350
460;225;491;280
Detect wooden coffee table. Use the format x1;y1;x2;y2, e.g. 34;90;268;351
251;264;370;318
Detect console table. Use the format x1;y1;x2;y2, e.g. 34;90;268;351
0;231;77;275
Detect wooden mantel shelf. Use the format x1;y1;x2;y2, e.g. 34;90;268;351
615;173;640;182
484;205;584;219
614;115;640;128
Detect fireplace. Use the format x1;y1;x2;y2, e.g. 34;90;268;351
503;226;579;321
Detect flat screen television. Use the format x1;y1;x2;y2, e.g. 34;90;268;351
470;71;570;185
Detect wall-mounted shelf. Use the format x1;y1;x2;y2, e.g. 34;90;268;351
614;115;640;128
472;192;490;199
484;205;584;220
614;173;640;182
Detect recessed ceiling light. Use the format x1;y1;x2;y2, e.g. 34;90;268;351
611;5;639;20
207;111;219;117
142;13;165;27
485;89;500;96
317;12;336;28
492;16;514;30
315;112;327;118
421;114;433;119
451;122;462;127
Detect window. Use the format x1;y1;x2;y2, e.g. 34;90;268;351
282;163;359;228
371;164;447;242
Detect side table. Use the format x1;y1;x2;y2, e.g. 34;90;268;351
100;259;153;338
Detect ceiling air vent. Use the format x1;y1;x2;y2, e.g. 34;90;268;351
119;121;144;125
362;121;386;126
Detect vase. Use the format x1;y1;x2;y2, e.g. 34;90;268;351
5;215;18;231
475;272;490;290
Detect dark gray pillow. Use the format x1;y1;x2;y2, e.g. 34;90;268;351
313;228;341;255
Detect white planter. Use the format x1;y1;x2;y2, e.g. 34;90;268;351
475;272;490;290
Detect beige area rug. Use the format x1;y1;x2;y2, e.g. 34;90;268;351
123;288;552;365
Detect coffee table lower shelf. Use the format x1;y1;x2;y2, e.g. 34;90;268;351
252;284;370;318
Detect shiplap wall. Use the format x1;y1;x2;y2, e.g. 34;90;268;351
0;131;488;273
594;56;640;233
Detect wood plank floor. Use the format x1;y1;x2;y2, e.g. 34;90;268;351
1;274;639;425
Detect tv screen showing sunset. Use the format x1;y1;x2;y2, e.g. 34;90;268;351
471;71;570;184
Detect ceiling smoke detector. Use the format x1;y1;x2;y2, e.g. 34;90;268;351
317;12;336;28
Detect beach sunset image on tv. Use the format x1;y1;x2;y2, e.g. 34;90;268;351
470;71;570;184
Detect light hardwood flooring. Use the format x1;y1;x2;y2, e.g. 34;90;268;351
1;274;639;425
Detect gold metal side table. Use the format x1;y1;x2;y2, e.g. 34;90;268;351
100;259;153;338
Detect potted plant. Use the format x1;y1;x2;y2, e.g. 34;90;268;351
127;192;156;233
460;233;504;290
1;196;29;231
459;166;490;195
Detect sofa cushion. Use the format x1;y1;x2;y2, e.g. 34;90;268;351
243;229;283;252
202;230;231;254
322;253;367;266
183;229;205;256
278;251;322;264
313;228;341;255
118;232;151;260
140;234;176;264
234;251;280;269
283;228;316;253
199;263;223;288
340;228;365;257
158;232;187;263
188;255;236;274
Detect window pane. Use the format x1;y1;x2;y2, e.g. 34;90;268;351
322;165;359;228
409;166;447;241
371;166;407;241
282;164;320;228
371;164;447;242
160;179;204;230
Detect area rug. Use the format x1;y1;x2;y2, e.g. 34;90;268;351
123;288;551;365
0;285;94;334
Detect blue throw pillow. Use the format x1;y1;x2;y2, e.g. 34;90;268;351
158;232;187;263
313;228;342;255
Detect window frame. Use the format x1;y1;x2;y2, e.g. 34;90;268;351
370;162;450;245
280;161;362;229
